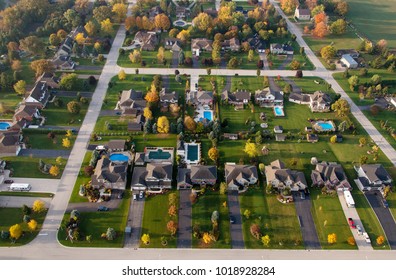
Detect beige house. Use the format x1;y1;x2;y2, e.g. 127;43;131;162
265;160;307;191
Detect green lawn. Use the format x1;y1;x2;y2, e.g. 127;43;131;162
239;187;303;249
0;192;54;198
58;190;131;247
43;97;90;127
69;151;92;203
192;191;231;248
0;208;47;246
23;130;76;150
2;156;64;179
0;92;23;119
140;191;178;248
310;189;357;249
74;57;106;66
117;50;173;68
346;0;396;48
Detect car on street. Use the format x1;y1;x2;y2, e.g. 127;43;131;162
356;225;363;235
230;215;236;224
363;232;371;243
382;199;389;208
4;180;14;184
97;206;109;211
139;191;144;199
348;218;356;228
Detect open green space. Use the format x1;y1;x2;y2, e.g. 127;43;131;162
43;97;90;127
345;0;396;48
310;188;356;249
239;187;303;249
2;156;64;179
192;191;231;248
140;191;178;248
0;92;23;119
58;191;131;248
23;130;76;150
0;208;47;246
117;50;173;68
69;151;92;203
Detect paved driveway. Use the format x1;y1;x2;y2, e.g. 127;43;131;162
365;191;396;249
18;149;71;158
177;190;192;248
278;54;293;70
227;191;244;249
125;192;145;248
53;91;93;98
282;77;301;94
293;192;321;249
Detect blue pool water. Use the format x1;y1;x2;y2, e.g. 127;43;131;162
109;153;129;162
0;122;10;130
174;21;185;26
317;122;334;131
203;110;213;121
186;144;199;162
274;106;284;116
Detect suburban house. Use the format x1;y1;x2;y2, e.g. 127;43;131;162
354;164;393;191
134;152;146;166
177;165;217;189
188;90;213;106
107;140;126;152
223;133;238;140
265;160;308;191
0;131;23;155
274;125;283;134
9;119;28;131
134;31;158;51
191;38;213;56
91;157;128;190
159;88;179;105
270;44;294;55
247;36;266;53
131;163;173;191
221;89;251;107
275;134;286;142
148;6;162;18
289;92;310;104
306;134;319;143
311;162;351;190
118;89;146;114
224;164;258;191
57;36;73;57
52;26;83;70
13;103;42;122
25;81;50;107
39;72;60;89
337;49;360;59
164;38;182;52
309;91;332;112
51;55;75;70
222;38;241;52
341;54;358;69
294;6;311;20
176;6;190;18
255;88;284;107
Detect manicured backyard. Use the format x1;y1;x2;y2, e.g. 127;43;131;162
2;156;64;179
43;97;90;127
23;130;76;150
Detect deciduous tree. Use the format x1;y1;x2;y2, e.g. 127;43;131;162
167;220;177;236
84;21;98;37
62;138;71;148
376;235;385;245
168;205;177;217
154;13;171;30
13;80;26;95
312;21;328;38
328;233;337;244
143;107;153;120
359;137;367;147
129;49;142;64
261;235;270;246
93;5;113;23
280;0;298;14
11;60;22;72
19;36;45;55
289;60;301;70
243;139;260;158
9;224;22;240
157;116;170;133
335;0;349;16
348;75;359;91
176;30;190;43
320;45;336;60
250;223;261;239
330;135;337;144
49;33;61;46
141;233;150;245
145;88;159;103
157;46;165;63
184;116;196;131
101;18;114;35
112;3;127;23
331;98;350;117
60;73;78;90
208;147;219;162
74;33;86;45
30;59;55;77
28;219;37;232
192;12;213;32
347;236;356;246
49;165;60;177
33;200;45;213
118;69;126;80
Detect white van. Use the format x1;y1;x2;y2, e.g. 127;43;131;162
10;183;31;192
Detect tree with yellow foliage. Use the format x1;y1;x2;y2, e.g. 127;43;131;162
202;232;212;244
154;13;171;31
84;21;98;37
280;0;298;14
101;18;113;35
157;116;170;134
208;147;219;162
62;138;71;148
141;233;150;245
49;165;60;177
118;69;126;80
75;33;86;45
129;49;142;64
33;200;45;213
125;16;136;31
143;107;153;120
66;130;73;137
28;219;38;232
112;3;127;23
376;235;385;245
94;41;102;52
328;233;337;244
9;224;22;240
176;30;190;43
243;139;260;158
261;235;270;246
145;87;159;103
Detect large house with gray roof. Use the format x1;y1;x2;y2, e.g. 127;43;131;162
131;163;173;191
191;38;213;56
118;89;146;114
177;165;217;189
188;90;213;106
225;164;258;191
354;164;393;191
311;162;351;190
255;87;283;107
134;31;159;51
265;160;307;191
221;90;251;107
91;157;128;190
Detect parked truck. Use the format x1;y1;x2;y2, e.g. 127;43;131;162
9;183;31;191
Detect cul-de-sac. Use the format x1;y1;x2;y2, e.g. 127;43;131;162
0;0;395;259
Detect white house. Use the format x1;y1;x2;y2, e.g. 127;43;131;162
354;164;393;191
225;164;258;191
294;7;311;20
270;44;294;55
341;54;358;69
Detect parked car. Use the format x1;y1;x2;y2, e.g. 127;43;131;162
348;218;356;229
363;232;371;243
382;199;389;208
133;194;137;200
300;192;305;200
4;180;14;184
97;206;109;211
139;191;144;199
230;215;236;224
117;191;124;199
356;225;362;235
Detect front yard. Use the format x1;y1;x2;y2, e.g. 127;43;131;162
2;156;64;179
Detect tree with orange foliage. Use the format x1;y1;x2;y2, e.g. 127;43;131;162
154;13;171;31
125;16;136;31
145;84;159;103
312;21;328;38
314;12;327;25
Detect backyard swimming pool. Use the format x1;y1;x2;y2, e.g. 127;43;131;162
273;106;285;117
313;120;336;132
0;122;11;130
148;149;172;160
185;143;201;164
109;153;129;162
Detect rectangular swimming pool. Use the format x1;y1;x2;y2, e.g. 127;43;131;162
186;145;198;161
148;149;172;160
273;106;285;117
203;110;213;121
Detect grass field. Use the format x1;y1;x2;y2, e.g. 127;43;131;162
43;97;90;127
239;187;303;249
0;208;47;246
346;0;396;48
140;191;178;248
58;191;131;248
23;130;76;150
69;151;92;203
192;191;231;248
2;156;64;179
